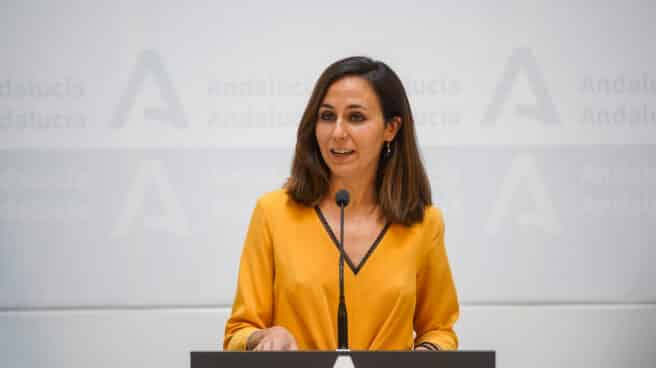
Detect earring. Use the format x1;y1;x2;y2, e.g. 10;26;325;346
385;141;392;156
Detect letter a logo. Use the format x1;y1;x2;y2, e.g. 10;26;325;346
485;154;562;235
110;50;187;128
113;160;191;237
482;48;560;125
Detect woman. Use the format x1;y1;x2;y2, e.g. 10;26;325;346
223;56;459;351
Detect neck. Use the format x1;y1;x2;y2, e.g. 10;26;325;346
325;174;378;217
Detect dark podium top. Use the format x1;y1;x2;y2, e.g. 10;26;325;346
191;351;495;368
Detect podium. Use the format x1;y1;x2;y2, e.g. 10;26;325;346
191;351;495;368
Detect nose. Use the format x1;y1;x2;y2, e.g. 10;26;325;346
332;118;348;140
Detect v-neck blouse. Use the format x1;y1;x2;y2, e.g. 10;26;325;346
314;206;390;275
223;189;459;351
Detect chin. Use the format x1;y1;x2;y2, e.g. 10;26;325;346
327;166;359;180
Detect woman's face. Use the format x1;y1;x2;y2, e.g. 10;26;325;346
315;76;400;183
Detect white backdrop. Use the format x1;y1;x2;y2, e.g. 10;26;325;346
1;1;655;367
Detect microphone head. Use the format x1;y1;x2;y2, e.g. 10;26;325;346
335;189;350;207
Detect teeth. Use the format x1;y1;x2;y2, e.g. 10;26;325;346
332;149;353;154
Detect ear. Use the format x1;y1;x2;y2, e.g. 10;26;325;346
383;116;402;141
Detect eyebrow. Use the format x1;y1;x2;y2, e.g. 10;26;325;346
320;103;367;110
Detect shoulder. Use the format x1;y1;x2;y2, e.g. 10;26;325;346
254;188;306;215
423;205;445;231
410;205;445;242
256;188;288;207
392;205;445;241
250;189;312;234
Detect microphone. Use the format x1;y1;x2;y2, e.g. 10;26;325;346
335;189;350;351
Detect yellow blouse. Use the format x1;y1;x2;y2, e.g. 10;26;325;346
223;189;459;351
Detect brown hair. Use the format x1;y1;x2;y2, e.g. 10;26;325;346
285;56;432;226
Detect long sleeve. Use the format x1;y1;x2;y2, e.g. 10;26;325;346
223;190;460;351
413;208;460;350
223;199;274;350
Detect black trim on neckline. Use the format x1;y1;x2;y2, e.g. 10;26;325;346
314;206;390;275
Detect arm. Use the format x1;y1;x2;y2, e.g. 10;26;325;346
413;208;460;351
223;199;274;350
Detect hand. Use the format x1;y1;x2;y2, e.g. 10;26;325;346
247;326;298;351
414;345;432;351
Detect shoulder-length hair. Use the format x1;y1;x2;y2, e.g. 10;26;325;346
284;56;432;226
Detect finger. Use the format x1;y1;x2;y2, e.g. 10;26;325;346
255;339;268;351
254;340;265;351
278;338;291;351
271;338;284;351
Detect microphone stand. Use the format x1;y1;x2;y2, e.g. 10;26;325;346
337;201;349;351
334;190;353;368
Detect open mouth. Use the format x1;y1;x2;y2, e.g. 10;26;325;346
330;148;355;157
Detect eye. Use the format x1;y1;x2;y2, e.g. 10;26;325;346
319;110;336;121
349;112;366;122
